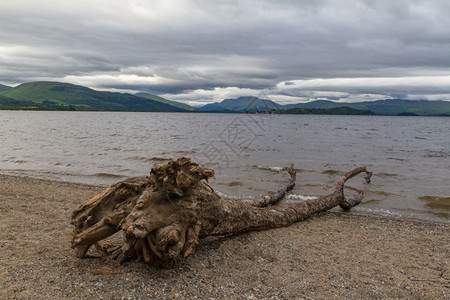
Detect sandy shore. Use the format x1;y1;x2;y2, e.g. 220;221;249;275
0;174;448;299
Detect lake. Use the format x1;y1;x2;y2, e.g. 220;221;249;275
0;111;448;222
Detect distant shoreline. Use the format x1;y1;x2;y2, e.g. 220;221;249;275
1;108;449;117
1;82;450;116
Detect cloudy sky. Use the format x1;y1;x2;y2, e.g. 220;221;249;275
1;0;450;105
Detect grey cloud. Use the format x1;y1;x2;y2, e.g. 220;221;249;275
0;0;449;102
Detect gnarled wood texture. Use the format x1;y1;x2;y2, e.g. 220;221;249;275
71;157;372;267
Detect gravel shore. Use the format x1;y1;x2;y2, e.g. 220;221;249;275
0;174;448;299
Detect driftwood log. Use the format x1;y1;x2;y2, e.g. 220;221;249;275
71;157;372;267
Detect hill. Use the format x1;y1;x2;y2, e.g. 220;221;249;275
0;94;37;109
284;100;343;110
2;82;185;112
284;99;450;116
0;84;12;93
273;106;375;115
352;99;450;116
135;92;196;111
199;97;449;116
199;96;282;112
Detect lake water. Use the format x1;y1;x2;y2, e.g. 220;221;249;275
0;111;449;222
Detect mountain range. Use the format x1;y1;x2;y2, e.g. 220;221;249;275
198;96;450;116
1;81;449;116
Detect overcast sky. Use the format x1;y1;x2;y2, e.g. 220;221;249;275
1;0;450;105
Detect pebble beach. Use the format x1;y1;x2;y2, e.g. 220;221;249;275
0;174;448;299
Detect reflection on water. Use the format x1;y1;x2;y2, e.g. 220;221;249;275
0;111;449;222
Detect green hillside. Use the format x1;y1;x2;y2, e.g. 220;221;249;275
284;99;450;116
350;99;450;116
0;94;35;109
272;106;375;115
136;92;196;111
0;94;84;110
0;84;12;93
2;81;185;112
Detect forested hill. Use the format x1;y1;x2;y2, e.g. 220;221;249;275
0;81;186;112
0;84;12;93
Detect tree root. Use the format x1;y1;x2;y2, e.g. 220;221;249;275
71;157;372;267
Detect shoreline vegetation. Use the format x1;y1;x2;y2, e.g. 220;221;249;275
1;81;450;116
1;174;448;299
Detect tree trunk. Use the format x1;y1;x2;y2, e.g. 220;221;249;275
71;157;372;267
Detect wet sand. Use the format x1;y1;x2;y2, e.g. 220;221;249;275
0;174;448;299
